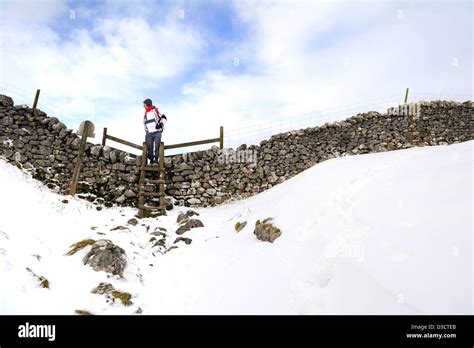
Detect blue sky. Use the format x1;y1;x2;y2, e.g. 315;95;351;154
44;0;252;104
0;0;472;152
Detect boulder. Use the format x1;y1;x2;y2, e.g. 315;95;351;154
82;239;127;276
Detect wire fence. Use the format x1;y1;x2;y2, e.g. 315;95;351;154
0;82;92;125
0;82;471;151
224;92;472;149
0;82;35;106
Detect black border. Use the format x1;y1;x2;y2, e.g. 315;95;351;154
0;315;472;347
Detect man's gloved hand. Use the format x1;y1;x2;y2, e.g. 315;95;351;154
156;122;164;130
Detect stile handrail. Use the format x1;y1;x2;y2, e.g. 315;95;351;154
102;126;224;154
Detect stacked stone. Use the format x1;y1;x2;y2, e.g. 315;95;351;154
163;101;472;207
0;94;472;209
0;95;142;207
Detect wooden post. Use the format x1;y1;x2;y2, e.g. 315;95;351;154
159;141;165;214
102;127;107;146
404;88;409;103
138;142;147;218
69;121;91;196
219;126;224;149
32;89;40;109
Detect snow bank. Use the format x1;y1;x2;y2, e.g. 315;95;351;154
0;141;472;314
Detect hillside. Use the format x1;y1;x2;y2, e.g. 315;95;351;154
0;141;472;314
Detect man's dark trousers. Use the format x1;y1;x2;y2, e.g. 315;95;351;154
145;131;162;164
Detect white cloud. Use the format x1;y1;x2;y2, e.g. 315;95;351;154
163;0;472;148
0;0;471;153
0;0;205;122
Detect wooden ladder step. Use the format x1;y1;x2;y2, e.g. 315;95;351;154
140;178;165;185
139;204;166;211
141;165;161;172
139;191;165;197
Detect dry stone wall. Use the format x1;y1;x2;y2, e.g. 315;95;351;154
0;94;472;209
0;95;141;208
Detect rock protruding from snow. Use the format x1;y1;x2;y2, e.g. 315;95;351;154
175;219;204;235
174;237;192;245
150;229;167;238
165;197;174;211
110;225;130;232
127;218;138;226
151;237;166;248
176;209;199;224
91;282;133;306
75;309;93;315
254;218;282;243
235;221;247;232
91;282;115;295
82;240;127;276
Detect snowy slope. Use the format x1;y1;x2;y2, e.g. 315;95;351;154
0;141;472;315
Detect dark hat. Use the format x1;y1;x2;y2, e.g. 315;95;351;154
143;98;152;106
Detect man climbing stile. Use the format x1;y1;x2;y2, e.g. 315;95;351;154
143;98;167;165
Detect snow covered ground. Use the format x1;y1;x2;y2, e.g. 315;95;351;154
0;141;472;315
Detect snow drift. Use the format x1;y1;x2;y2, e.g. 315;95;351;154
0;141;472;314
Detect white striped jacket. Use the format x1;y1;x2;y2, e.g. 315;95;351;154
144;107;166;133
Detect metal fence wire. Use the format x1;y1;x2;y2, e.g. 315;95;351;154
224;92;472;149
0;82;471;151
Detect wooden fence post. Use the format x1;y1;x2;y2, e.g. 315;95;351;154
32;89;41;109
219;126;224;149
138;142;147;218
102;127;107;146
69;121;91;196
404;88;409;103
159;141;165;213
